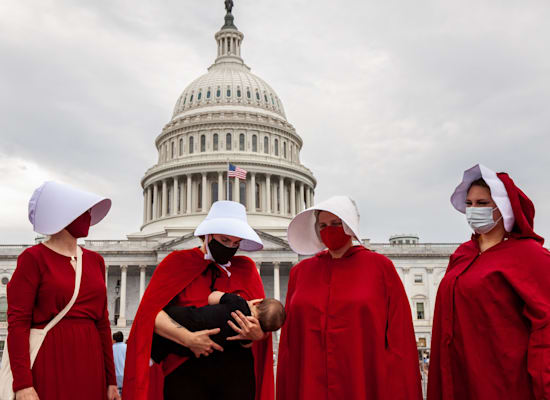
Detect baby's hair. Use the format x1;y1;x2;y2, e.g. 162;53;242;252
257;298;286;332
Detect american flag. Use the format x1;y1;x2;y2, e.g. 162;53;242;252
228;163;247;179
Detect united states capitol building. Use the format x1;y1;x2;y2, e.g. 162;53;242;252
0;4;458;366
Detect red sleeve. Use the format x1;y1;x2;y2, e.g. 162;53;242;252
275;264;297;400
383;257;423;399
94;254;117;387
6;250;40;392
509;244;550;399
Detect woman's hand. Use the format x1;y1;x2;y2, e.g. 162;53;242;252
107;385;121;400
227;310;266;341
181;328;224;358
15;387;40;399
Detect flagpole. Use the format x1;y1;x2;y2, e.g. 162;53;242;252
226;159;230;200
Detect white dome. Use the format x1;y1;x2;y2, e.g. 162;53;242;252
171;63;287;121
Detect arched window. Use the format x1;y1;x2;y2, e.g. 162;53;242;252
207;89;211;99
190;94;194;103
239;134;245;151
189;136;194;154
227;87;231;97
213;134;218;151
283;142;287;159
179;138;184;156
201;135;206;152
264;94;268;103
198;182;202;210
247;88;251;99
237;88;242;97
171;141;175;159
252;135;257;152
255;183;261;210
211;182;219;204
256;91;260;100
264;136;269;154
198;91;202;100
0;297;7;322
216;87;221;98
226;133;232;150
274;139;279;156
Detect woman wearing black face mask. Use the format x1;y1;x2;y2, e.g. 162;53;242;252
123;201;274;400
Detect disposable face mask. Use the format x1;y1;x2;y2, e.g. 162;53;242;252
465;207;502;234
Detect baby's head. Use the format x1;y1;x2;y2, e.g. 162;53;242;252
250;298;286;332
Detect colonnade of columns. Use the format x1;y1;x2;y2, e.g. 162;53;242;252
106;261;291;327
143;172;314;224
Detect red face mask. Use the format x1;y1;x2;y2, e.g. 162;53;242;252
65;211;92;238
320;225;351;251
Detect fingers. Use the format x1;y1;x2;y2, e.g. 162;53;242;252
227;319;242;333
210;340;224;352
226;333;244;341
232;311;251;332
201;328;220;336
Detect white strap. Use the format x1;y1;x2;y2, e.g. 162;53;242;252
43;246;83;333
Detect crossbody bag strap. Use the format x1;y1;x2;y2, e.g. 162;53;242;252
42;246;83;333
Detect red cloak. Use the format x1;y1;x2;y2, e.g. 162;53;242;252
276;246;422;400
428;173;550;399
122;247;274;400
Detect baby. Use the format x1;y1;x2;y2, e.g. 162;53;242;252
151;291;286;362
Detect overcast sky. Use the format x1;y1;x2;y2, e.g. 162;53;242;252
1;0;549;245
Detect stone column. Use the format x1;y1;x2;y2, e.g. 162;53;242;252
250;172;256;211
139;265;147;301
162;179;168;217
266;174;271;213
179;181;184;214
142;189;147;224
152;183;158;219
105;264;109;288
234;176;239;203
218;172;223;201
117;265;128;327
426;267;434;321
273;262;281;301
290;180;296;215
173;177;178;215
309;187;315;207
146;186;152;221
299;182;305;212
202;173;208;211
279;176;284;215
187;175;192;214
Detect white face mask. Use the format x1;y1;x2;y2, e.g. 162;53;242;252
465;206;502;234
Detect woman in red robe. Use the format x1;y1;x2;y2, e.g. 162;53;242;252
7;181;119;400
428;164;550;399
277;196;422;400
122;201;274;400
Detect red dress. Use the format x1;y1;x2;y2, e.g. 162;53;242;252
276;246;422;400
428;173;550;399
7;244;116;399
122;247;274;400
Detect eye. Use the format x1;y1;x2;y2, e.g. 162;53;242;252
319;223;327;229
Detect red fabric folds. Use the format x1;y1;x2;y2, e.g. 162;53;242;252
122;247;274;400
428;175;550;399
7;244;116;397
276;246;422;400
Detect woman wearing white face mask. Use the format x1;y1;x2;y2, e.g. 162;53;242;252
277;196;422;400
428;164;550;400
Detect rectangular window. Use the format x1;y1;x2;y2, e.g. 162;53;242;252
414;274;423;283
416;303;425;320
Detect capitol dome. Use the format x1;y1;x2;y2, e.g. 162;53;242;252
131;4;316;240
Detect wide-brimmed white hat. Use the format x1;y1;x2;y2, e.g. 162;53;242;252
28;181;112;235
287;195;362;255
194;201;263;251
450;163;515;232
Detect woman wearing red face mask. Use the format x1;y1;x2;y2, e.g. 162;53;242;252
276;196;422;400
428;164;550;399
5;181;119;400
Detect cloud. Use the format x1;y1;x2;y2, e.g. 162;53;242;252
1;0;549;245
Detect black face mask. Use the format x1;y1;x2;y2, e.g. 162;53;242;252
208;237;239;265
